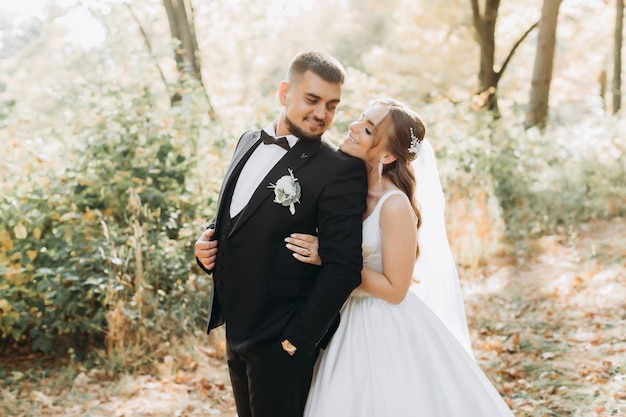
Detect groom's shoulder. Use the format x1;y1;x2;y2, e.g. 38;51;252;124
240;129;260;141
313;141;366;178
231;129;259;148
318;140;355;162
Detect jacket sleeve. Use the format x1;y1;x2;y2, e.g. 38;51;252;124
282;153;368;355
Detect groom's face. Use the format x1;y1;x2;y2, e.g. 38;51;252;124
277;70;342;140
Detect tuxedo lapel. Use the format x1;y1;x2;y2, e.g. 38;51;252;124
214;132;261;222
228;138;322;236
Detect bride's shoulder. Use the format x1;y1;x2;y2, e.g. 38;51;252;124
379;189;412;216
378;191;417;235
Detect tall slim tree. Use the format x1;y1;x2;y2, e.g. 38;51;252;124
162;0;215;118
614;0;624;114
524;0;563;129
470;0;539;113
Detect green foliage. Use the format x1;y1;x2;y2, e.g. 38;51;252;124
0;83;219;355
0;187;109;353
486;118;626;239
430;106;626;244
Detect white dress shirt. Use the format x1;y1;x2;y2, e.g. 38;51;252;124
229;122;298;217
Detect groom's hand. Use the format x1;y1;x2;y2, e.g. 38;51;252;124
195;228;218;271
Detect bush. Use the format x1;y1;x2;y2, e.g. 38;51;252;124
0;84;219;357
431;107;626;246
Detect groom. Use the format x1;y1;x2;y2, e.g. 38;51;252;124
195;51;367;417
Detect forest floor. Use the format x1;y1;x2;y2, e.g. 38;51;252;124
1;218;625;417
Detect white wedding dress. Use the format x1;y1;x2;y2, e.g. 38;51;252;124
303;190;515;417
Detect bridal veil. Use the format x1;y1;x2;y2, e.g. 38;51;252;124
410;139;473;356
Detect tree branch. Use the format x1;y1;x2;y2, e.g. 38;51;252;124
125;2;171;99
495;20;539;84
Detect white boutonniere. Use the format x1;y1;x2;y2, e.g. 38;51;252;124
269;168;301;215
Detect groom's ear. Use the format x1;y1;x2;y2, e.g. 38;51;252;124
278;81;290;106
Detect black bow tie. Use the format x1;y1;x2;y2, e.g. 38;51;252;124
261;130;290;151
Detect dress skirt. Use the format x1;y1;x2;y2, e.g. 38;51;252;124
304;290;515;417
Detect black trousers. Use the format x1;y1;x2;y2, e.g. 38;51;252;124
226;338;319;417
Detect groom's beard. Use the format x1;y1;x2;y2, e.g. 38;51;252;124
284;115;323;141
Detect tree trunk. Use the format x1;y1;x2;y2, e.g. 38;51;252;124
525;0;563;129
614;0;624;114
599;68;607;112
471;0;501;112
162;0;215;118
163;0;200;79
470;0;537;114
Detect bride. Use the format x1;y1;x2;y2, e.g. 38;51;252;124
285;99;514;416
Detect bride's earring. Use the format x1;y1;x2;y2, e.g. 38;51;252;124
377;160;383;186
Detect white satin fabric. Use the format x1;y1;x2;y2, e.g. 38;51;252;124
304;191;514;417
410;139;473;356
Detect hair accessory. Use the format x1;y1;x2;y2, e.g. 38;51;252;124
408;127;422;156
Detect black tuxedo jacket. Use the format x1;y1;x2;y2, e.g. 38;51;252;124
200;129;367;355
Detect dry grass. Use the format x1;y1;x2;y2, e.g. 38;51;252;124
0;329;235;417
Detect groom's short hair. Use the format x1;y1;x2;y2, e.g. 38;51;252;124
286;51;346;85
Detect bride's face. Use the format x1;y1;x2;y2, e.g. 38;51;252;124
339;104;388;163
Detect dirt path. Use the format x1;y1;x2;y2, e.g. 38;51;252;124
462;218;626;416
1;219;625;417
